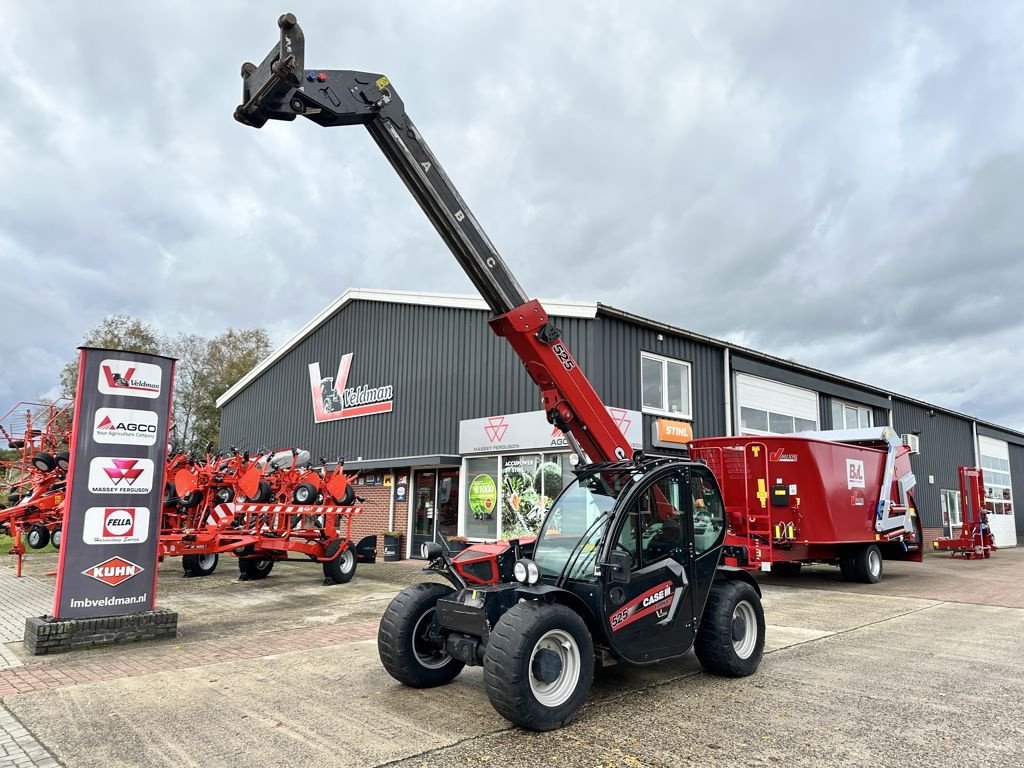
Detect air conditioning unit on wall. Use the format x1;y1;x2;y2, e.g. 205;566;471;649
901;433;921;454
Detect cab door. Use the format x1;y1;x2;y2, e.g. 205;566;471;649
600;469;696;664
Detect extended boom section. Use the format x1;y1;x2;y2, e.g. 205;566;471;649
235;13;632;464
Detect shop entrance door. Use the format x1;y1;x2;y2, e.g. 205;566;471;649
411;470;437;557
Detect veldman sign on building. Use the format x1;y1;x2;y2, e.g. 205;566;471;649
51;348;175;620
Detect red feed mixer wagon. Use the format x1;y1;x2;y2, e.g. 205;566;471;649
692;427;924;582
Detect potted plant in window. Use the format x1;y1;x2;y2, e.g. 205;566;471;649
382;530;402;561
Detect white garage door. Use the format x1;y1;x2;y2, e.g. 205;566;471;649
736;374;819;436
978;435;1017;548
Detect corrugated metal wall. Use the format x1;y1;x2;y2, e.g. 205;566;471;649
219;300;593;461
592;316;726;447
1011;445;1024;539
892;398;976;529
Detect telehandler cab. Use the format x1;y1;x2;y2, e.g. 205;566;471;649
236;14;765;731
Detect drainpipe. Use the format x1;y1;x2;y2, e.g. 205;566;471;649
388;472;395;531
887;395;894;427
723;348;733;436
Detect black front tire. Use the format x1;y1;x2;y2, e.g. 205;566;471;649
26;524;50;550
183;553;220;577
378;583;465;688
483;602;595;731
694;580;765;678
322;547;356;583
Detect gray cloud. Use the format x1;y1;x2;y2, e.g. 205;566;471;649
1;0;1021;429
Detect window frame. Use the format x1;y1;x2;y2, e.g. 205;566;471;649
831;399;873;430
640;351;693;420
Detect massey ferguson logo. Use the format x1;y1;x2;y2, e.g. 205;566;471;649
83;507;150;545
484;417;510;443
93;407;158;445
98;359;162;398
88;457;154;494
82;556;145;587
307;354;394;423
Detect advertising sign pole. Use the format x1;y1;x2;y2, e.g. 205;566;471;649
25;348;178;654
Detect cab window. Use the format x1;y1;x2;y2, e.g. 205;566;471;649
691;467;725;554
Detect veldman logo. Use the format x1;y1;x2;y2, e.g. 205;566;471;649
88;457;154;494
83;507;150;545
82;556;145;587
98;359;162;399
93;407;158;445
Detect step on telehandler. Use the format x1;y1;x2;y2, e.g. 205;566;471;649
235;14;765;731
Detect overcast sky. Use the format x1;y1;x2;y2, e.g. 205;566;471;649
1;1;1021;430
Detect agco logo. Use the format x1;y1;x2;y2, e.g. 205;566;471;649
484;417;509;444
92;407;158;446
98;359;162;399
88;457;154;494
83;507;150;545
82;556;145;587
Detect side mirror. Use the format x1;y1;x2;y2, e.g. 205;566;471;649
607;550;631;584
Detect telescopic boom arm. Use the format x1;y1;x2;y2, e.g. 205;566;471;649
235;13;634;464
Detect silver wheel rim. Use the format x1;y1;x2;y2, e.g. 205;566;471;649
732;601;758;659
412;608;450;669
28;530;43;547
296;487;311;503
256;560;272;572
340;549;355;574
52;530;62;548
528;629;581;708
868;549;881;579
198;554;217;571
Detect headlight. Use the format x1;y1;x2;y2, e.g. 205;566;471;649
513;560;528;583
526;560;540;584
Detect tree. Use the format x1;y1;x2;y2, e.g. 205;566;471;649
163;333;210;451
191;328;271;450
60;315;161;397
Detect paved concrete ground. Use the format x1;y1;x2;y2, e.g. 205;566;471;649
0;549;1022;767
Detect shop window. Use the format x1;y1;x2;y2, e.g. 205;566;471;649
832;400;872;429
464;457;499;539
740;406;817;436
641;352;692;419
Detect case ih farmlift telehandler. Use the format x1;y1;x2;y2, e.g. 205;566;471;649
236;14;765;731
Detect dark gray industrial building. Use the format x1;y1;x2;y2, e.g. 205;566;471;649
218;289;1023;559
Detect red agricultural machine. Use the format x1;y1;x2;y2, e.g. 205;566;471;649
932;466;996;559
159;444;362;583
0;400;74;569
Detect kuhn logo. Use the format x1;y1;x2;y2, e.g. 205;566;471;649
308;354;394;423
82;556;144;587
98;359;162;399
83;507;150;545
88;457;154;494
484;417;510;444
770;448;798;463
93;407;158;445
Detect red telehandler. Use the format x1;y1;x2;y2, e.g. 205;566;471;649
236;14;764;731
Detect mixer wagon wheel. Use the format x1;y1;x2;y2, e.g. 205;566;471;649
851;544;883;584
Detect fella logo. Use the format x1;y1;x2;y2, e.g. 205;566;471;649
82;556;144;587
307;354;394;423
88;457;154;494
846;458;866;489
93;407;158;445
98;359;162;399
83;507;150;545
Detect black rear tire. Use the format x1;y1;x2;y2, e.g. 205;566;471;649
26;524;50;550
322;547;357;583
238;553;275;580
853;543;883;583
483;602;594;731
378;583;465;688
694;580;765;678
32;453;56;472
183;553;219;577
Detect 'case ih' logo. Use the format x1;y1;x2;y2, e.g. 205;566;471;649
307;354;394;423
484;417;509;443
82;556;144;587
98;359;162;399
